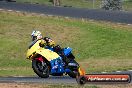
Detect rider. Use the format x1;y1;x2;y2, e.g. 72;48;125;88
31;30;78;68
31;30;62;53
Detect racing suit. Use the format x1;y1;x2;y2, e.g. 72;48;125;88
40;37;72;66
40;37;62;54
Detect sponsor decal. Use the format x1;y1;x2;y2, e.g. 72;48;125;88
76;74;131;85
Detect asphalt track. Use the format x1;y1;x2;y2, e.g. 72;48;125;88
0;71;132;84
0;76;76;84
0;1;132;24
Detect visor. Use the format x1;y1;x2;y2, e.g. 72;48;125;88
31;36;37;41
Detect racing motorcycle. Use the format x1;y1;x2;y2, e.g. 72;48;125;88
26;40;85;78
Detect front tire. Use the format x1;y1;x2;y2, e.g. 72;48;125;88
67;59;79;78
32;59;50;78
67;71;77;78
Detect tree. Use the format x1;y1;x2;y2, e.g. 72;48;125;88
101;0;123;10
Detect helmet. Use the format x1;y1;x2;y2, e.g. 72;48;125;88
31;30;42;41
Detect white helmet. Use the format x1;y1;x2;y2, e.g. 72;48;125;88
31;30;42;41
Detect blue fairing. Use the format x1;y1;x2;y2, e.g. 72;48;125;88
50;57;71;74
45;46;54;51
63;47;72;56
50;57;65;74
49;47;73;74
45;46;72;56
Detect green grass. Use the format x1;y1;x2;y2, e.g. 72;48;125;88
15;0;102;9
0;11;132;76
123;1;132;11
17;0;53;5
16;0;132;11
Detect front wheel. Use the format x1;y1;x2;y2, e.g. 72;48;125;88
32;59;50;78
67;59;79;78
67;71;77;78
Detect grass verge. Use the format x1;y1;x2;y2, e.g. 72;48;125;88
1;83;132;88
0;10;132;76
0;83;100;88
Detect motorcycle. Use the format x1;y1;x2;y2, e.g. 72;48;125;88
26;39;85;78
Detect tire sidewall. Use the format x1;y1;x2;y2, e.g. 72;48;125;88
32;59;49;78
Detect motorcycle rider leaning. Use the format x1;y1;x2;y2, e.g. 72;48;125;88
31;30;74;66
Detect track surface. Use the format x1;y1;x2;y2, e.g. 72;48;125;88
0;1;132;24
0;76;76;84
0;71;132;84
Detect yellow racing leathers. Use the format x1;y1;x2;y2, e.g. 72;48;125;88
40;37;55;47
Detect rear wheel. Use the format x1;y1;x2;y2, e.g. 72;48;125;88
67;71;77;78
52;73;63;76
32;59;50;78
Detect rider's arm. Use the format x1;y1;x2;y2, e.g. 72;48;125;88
39;39;46;47
48;40;55;47
43;37;55;47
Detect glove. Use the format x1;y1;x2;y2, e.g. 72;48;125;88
39;39;46;47
48;40;55;47
54;45;62;53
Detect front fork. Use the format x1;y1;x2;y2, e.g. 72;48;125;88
78;67;85;76
36;56;46;69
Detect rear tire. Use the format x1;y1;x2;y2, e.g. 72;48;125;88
32;59;50;78
52;73;63;76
